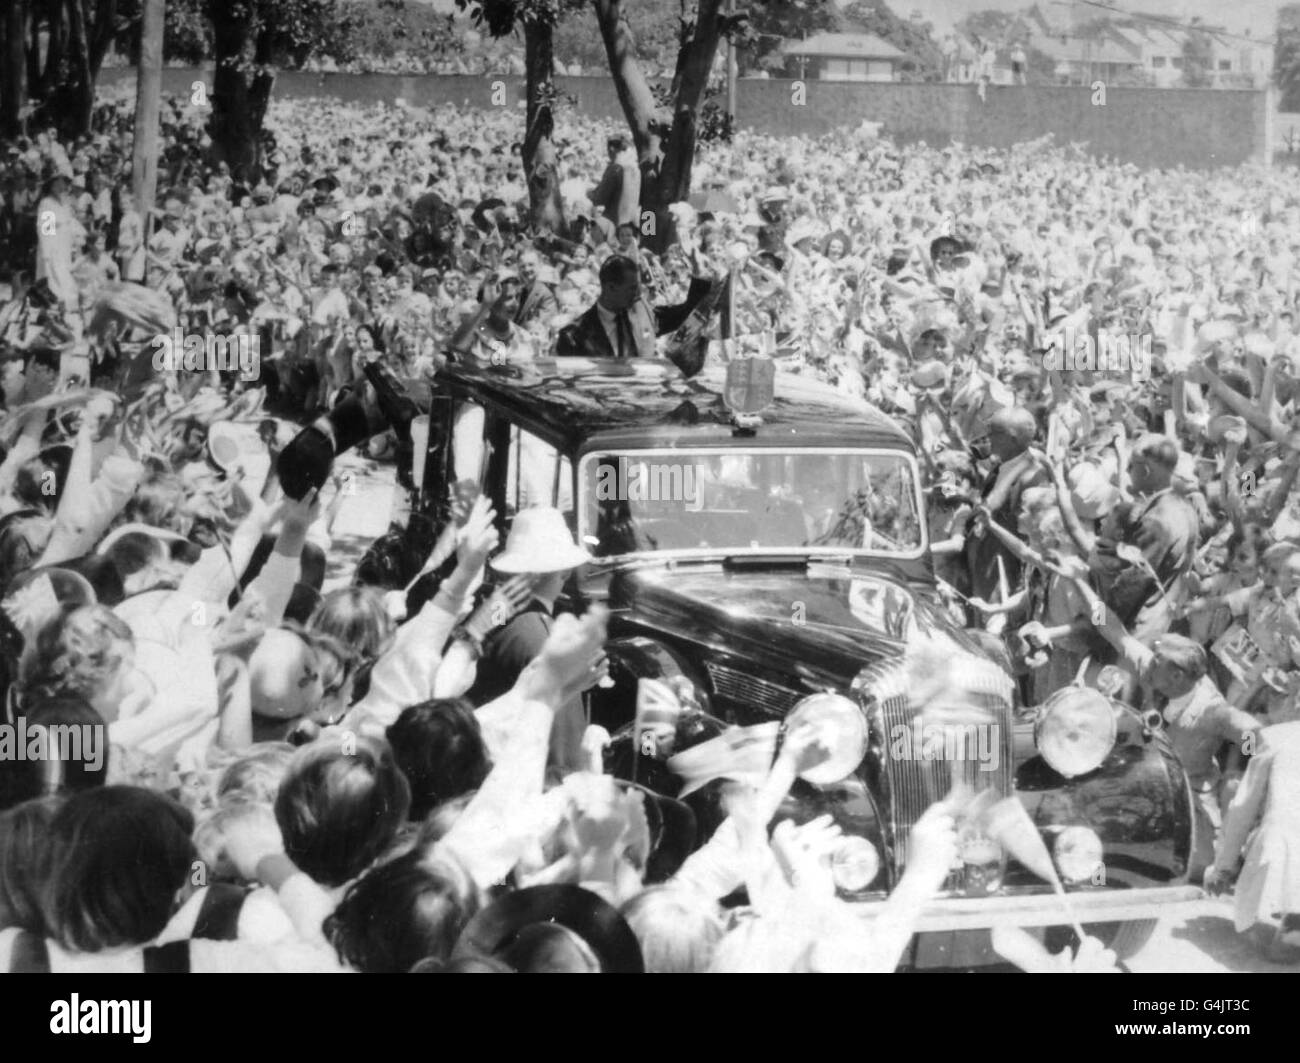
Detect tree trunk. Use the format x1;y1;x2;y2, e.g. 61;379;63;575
88;0;118;76
208;0;264;182
522;14;564;234
26;13;42;104
247;27;275;152
591;0;725;251
63;0;94;136
36;1;66;104
1;0;29;137
132;0;164;215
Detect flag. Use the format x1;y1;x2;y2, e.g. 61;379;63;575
2;574;61;640
667;722;780;797
978;795;1058;885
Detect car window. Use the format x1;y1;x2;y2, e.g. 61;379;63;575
507;425;573;517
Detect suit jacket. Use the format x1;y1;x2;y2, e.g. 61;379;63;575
1120;488;1199;640
555;276;713;361
515;280;558;326
588;156;641;227
588;162;624;223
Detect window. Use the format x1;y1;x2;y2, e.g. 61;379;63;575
1151;56;1166;68
1218;59;1231;71
507;425;572;516
1170;56;1183;68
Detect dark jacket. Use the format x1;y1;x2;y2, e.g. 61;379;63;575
555;276;713;360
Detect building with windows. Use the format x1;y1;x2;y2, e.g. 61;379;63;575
1022;3;1271;88
781;33;909;82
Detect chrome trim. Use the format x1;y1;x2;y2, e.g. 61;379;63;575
857;657;1015;867
705;661;803;718
852;884;1202;933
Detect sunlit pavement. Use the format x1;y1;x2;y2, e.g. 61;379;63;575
1127;896;1300;974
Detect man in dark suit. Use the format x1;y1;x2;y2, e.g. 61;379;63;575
964;406;1049;601
588;136;638;232
1118;433;1199;641
556;255;713;363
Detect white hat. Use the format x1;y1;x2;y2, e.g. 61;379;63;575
491;507;592;574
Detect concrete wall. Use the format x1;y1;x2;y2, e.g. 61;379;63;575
99;66;1269;169
739;80;1267;168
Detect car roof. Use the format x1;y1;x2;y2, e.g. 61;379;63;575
432;359;915;453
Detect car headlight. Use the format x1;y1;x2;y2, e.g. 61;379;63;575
1054;826;1105;885
786;692;868;785
1033;686;1117;778
831;836;881;893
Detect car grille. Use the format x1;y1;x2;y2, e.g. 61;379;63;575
859;656;1015;867
705;662;804;719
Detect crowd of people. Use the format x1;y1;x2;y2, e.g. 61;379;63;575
0;81;1299;972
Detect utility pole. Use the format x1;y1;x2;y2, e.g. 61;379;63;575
132;0;165;218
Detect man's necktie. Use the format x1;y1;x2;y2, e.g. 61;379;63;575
616;310;635;359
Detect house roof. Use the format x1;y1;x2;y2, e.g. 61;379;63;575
782;33;908;61
1034;35;1145;65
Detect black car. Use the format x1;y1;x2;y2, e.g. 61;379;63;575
418;356;1200;968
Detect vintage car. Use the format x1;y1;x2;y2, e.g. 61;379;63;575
418;356;1201;968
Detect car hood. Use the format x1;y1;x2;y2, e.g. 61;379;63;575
610;562;979;689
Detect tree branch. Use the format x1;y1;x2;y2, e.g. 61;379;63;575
591;0;665;157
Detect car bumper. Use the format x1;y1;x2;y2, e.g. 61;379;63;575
854;884;1203;933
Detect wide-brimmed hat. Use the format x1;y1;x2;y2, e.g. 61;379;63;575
208;420;271;481
453;885;643;973
96;522;190;558
821;229;852;256
930;235;963;260
490;507;591;574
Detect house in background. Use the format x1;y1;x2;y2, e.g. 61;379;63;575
782;33;908;82
1023;2;1271;88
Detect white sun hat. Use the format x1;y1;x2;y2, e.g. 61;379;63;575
490;506;592;574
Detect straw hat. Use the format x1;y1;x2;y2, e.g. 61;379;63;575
490;507;591;574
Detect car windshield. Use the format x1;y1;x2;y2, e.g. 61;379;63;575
577;448;924;560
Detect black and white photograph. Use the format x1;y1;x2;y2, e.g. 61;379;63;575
0;0;1293;1009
